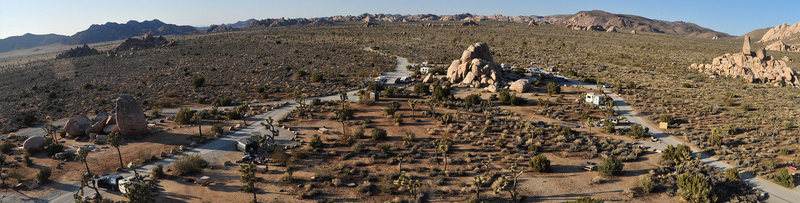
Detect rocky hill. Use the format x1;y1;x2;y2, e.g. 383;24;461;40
64;19;196;44
242;11;729;38
0;33;68;53
690;36;800;86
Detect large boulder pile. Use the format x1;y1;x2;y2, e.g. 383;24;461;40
690;36;800;87
55;44;100;59
446;43;505;88
765;41;800;52
65;114;92;137
758;22;800;43
109;34;174;55
115;94;148;136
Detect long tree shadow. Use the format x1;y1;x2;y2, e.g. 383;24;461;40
531;190;623;201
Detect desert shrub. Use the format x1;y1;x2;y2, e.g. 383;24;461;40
44;141;64;156
725;168;740;181
413;83;430;95
352;142;365;153
494;137;507;148
372;128;387;140
36;167;51;183
627;124;648;138
707;134;722;146
310;134;324;148
377;143;392;154
191;77;205;88
226;110;243;120
780;148;792;155
0;142;14;154
367;82;384;92
662;145;693;165
509;93;526;106
766;160;777;170
547;82;561;95
385;101;400;116
599;157;623;176
529;155;551;173
311;72;324;82
659;115;675;125
151;164;165;179
311;98;322;106
465;94;482;105
351;126;365;139
272;148;291;166
383;86;399;98
211;124;223;135
175;108;195;125
431;85;451;101
498;89;511;104
602;120;615;133
677;173;716;202
775;168;795;188
681;83;692;88
217;97;233;106
21;113;37;127
489;94;498;101
124;182;154;202
174;154;207;175
639;176;654;193
567;197;604;203
392;114;403;126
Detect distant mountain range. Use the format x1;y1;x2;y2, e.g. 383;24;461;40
0;33;68;53
0;10;734;53
0;19;195;53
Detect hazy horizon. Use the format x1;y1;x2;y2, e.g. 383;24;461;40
2;0;800;39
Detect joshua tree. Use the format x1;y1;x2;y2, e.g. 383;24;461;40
338;91;349;137
194;111;204;136
473;175;488;201
393;171;422;200
437;137;452;172
260;116;279;150
408;100;417;119
495;163;526;202
42;124;59;143
396;153;406;172
107;131;125;169
76;146;102;200
293;91;306;115
0;154;5;186
240;162;258;202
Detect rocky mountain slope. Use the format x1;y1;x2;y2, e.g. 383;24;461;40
64;19;195;44
0;33;68;53
758;22;800;43
242;11;730;38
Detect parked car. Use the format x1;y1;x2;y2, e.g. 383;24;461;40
602;84;612;88
97;175;123;191
236;137;258;154
236;155;255;163
582;162;597;171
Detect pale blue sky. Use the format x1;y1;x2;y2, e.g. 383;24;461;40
1;0;799;39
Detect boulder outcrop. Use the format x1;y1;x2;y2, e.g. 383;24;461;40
56;45;100;59
446;43;505;87
509;79;533;93
765;41;800;52
115;94;148;136
690;36;800;87
65;115;92;137
759;22;800;43
86;112;111;134
23;136;45;150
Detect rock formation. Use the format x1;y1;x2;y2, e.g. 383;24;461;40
115;94;148;136
56;44;100;59
65;114;92;137
765;41;800;52
23;136;44;150
606;26;617;32
509;79;533;93
759;22;800;43
528;21;538;26
446;43;505;88
462;21;479;26
690;37;800;87
109;34;174;55
86;112;111;134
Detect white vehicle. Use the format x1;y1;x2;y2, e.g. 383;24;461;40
600;118;619;124
419;67;431;74
602;84;612;88
373;76;388;84
117;176;142;194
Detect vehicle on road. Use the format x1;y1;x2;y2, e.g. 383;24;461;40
97;175;123;191
236;155;255;163
582;162;597;171
236;137;258;154
602;84;612;88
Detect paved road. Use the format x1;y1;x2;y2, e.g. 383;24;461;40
2;47;412;202
560;77;796;202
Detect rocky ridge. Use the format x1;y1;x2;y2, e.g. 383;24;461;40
690;36;800;86
758;22;800;43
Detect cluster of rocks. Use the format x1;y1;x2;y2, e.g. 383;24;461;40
55;44;100;59
690;36;800;86
461;21;479;26
62;94;148;142
206;25;237;33
109;34;174;55
765;40;800;52
566;24;606;31
446;43;506;89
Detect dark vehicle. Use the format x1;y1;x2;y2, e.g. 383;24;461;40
97;175;123;191
235;155;255;163
236;137;258;155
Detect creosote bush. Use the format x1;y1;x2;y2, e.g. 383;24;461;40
775;168;795;188
599;157;623;176
529;155;551;173
174;154;207;175
677;173;716;202
371;128;387;140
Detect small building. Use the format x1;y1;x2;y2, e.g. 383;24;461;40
585;93;605;106
420;67;431;74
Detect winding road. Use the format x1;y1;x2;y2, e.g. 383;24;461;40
560;76;798;202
